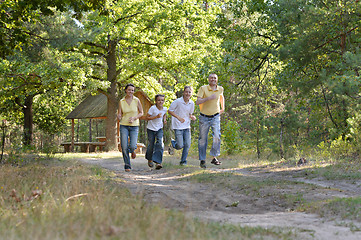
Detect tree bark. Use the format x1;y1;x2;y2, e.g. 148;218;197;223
256;125;260;159
279;117;284;159
256;103;261;159
1;120;6;163
105;39;119;151
23;95;34;146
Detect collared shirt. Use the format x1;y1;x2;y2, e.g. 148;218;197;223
146;105;167;131
168;97;194;130
119;96;140;126
197;84;224;116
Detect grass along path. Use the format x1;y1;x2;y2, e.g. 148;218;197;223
71;152;361;240
0;154;295;240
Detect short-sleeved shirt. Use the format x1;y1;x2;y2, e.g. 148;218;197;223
119;96;140;126
197;85;224;116
146;105;167;131
168;97;194;130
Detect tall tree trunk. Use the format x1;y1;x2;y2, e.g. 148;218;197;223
1;120;6;163
307;107;311;137
23;95;34;146
105;39;119;151
256;103;261;159
256;124;260;159
279;117;284;159
341;98;349;139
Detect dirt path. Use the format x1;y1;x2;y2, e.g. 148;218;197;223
78;155;361;240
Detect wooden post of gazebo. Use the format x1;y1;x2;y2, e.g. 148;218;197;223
71;119;75;152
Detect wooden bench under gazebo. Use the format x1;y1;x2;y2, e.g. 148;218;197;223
61;141;105;152
62;91;152;153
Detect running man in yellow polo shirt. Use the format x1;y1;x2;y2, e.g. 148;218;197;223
196;73;225;168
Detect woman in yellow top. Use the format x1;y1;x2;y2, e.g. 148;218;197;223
117;83;144;172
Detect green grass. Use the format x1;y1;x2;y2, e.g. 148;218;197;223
304;197;361;232
304;162;361;181
55;151;121;161
308;197;361;222
180;170;360;222
0;155;296;240
222;152;361;182
181;171;311;207
3;151;359;238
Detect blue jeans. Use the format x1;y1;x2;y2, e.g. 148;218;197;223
198;114;221;161
120;125;139;170
171;128;191;164
146;128;164;164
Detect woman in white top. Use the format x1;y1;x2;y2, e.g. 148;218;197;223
168;86;196;165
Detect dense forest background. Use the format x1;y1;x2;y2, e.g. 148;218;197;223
1;0;360;160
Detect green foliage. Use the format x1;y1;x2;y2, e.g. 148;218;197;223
270;0;361;137
81;0;221;90
212;0;361;159
347;110;361;154
222;117;243;154
75;0;223;150
317;136;355;159
0;11;95;143
0;0;105;57
3;0;360;157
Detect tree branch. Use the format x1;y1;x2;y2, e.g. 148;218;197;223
125;72;141;81
114;12;143;25
140;75;161;93
119;35;174;46
321;84;339;129
14;97;24;108
314;26;358;51
97;88;108;97
89;51;105;57
236;56;267;87
90;76;104;81
236;43;279;87
83;41;107;50
7;74;42;90
0;25;50;42
118;36;158;46
116;68;122;76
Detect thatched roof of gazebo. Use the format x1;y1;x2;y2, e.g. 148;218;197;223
66;91;153;120
66;94;107;119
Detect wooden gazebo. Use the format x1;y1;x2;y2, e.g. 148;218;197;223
62;91;153;152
